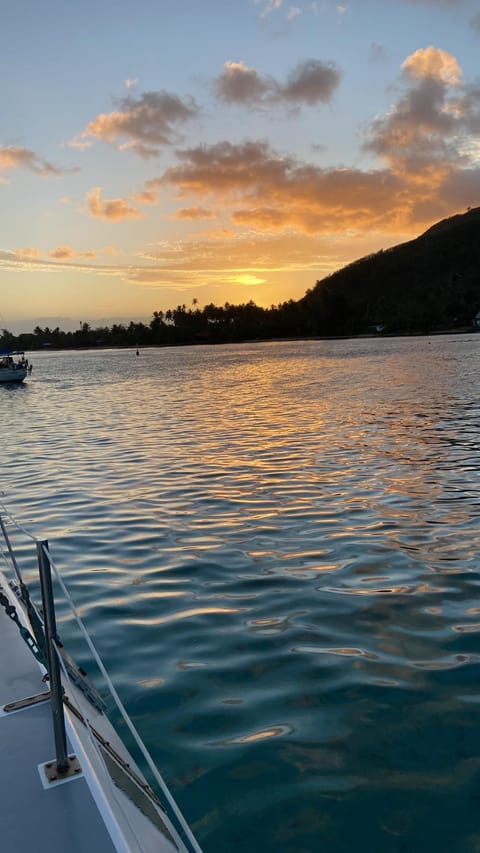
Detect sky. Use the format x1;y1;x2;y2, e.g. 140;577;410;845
1;0;480;333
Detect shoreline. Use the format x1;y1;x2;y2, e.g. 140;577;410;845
12;326;479;355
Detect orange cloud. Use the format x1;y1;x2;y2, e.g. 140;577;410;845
152;139;406;231
132;190;159;205
0;251;112;274
203;227;236;239
13;245;97;261
15;247;43;259
402;46;462;85
0;229;401;302
49;246;76;259
49;245;97;259
0;145;63;176
173;206;217;220
86;187;144;221
140;231;371;273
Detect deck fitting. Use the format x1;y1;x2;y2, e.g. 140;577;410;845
1;691;51;717
39;754;83;788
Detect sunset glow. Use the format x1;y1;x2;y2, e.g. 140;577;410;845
1;0;479;331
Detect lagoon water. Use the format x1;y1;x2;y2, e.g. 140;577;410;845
2;335;480;852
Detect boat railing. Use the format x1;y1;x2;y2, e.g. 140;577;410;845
0;504;202;853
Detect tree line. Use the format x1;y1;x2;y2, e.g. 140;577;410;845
0;300;314;351
1;283;477;353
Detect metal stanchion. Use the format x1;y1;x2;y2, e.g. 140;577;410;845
36;540;69;775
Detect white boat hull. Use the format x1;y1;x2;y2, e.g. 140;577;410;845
0;366;27;383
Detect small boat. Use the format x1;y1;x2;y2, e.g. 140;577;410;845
0;508;202;853
0;350;30;383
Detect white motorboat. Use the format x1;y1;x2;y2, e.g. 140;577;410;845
0;350;30;383
0;508;202;853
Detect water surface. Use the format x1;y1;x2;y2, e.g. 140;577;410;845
2;336;480;852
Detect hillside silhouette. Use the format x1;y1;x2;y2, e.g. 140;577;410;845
301;205;480;336
2;206;480;351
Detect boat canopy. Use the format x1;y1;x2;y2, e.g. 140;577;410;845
0;350;25;356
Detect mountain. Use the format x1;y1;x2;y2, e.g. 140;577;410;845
301;206;480;335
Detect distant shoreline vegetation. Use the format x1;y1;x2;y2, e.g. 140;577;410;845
0;297;477;353
1;299;341;351
3;206;480;351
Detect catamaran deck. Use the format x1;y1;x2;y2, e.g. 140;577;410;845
0;588;116;853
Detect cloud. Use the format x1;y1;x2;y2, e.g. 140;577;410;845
152;139;405;232
173;206;217;220
0;250;107;274
68;138;92;150
74;90;198;157
13;246;96;261
471;12;480;32
15;247;43;259
0;230;359;295
259;0;284;19
132;189;159;205
213;58;341;107
0;145;64;176
282;59;341;104
200;227;236;239
49;246;76;259
365;47;480;179
287;7;302;22
369;43;387;63
402;46;462;85
140;230;349;273
86;187;144;221
214;62;273;105
121;228;396;296
49;246;96;259
125;78;138;89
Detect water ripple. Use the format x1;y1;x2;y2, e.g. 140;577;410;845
2;336;480;852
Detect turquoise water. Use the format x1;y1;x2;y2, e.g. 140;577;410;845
2;336;480;852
